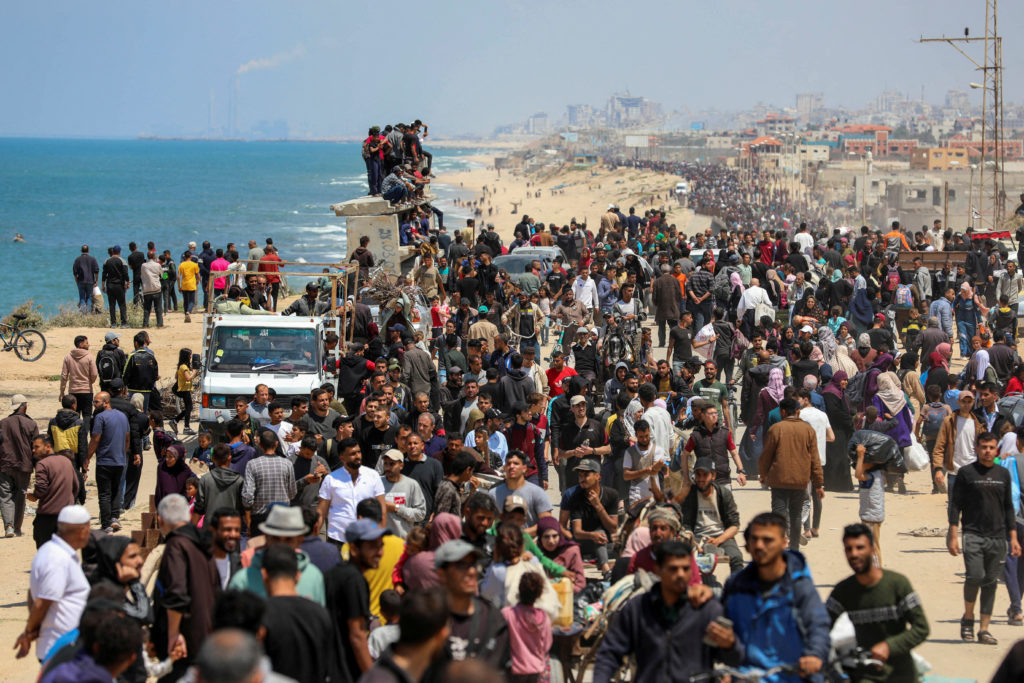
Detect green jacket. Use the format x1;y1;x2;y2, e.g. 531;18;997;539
213;300;273;315
228;547;325;605
487;524;565;578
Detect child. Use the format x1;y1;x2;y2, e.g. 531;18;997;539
900;307;923;350
367;590;401;659
171;347;197;436
855;441;887;567
149;410;177;461
193;443;245;525
391;525;428;592
185;476;200;516
281;419;307;459
265;401;292;453
233;396;260;445
429;295;444;345
501;571;552;683
191;430;213;466
915;384;951;464
943;376;962;413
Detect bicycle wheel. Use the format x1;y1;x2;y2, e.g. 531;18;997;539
13;329;46;361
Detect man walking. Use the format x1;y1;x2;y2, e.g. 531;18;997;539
651;264;682;347
759;397;824;548
26;436;79;549
240;430;296;530
318;437;386;544
826;524;930;682
59;335;97;423
0;395;38;538
85;392;130;532
948;431;1021;644
122;331;159;412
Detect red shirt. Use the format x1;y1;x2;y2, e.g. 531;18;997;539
257;253;283;283
546;367;578;397
363;134;387;160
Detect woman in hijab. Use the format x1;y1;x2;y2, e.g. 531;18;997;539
779;326;797;363
850;333;878;373
793;295;827;328
155;444;194;506
898;352;926;414
535;515;584;592
872;371;914;495
822;370;854;491
836;320;856;352
750;368;787;442
833;343;860;378
862;353;894;407
817;326;839;368
403;512;462;591
923;343;952;394
90;535;155;683
727;271;745;322
848;285;875;336
965;342;997;388
481;522;559;616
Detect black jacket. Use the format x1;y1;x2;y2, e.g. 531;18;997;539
122;348;159;393
680;481;741;535
101;256;130;290
109;396;145;458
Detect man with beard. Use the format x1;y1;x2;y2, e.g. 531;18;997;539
679;458;743;574
318;438;386;544
207;507;242;589
826;524;929;682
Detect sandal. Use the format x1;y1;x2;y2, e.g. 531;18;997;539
961;617;975;641
977;630;998;645
810;529;820;538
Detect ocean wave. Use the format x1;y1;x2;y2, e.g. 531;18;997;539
295;225;345;235
327;178;365;186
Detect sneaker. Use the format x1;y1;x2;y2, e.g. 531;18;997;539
169;420;179;435
110;519;122;532
143;436;152;450
183;427;196;436
5;526;14;538
184;314;191;323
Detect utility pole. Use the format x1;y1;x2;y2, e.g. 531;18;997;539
920;0;1004;229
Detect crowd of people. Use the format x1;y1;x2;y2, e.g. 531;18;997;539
24;173;1024;682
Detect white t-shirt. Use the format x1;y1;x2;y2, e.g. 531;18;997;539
623;443;667;505
952;416;977;473
799;406;830;466
794;231;815;256
215;555;231;589
30;535;89;659
642;405;674;459
318;466;385;541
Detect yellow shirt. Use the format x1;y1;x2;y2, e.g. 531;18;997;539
342;534;404;619
178;259;199;291
176;363;192;392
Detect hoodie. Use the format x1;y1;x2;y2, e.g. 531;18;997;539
402;512;462;591
502;604;552;676
227;442;256;475
48;409;88;468
60;348;98;396
603;362;629;405
723;550;831;683
497;369;536;413
228;547;325;605
194;466;244;518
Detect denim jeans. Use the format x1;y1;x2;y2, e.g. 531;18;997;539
957;321;976;358
182;289;196;314
365;157;383;195
76;281;93;312
1004;522;1024;613
96;464;125;529
143;291;163;327
383;185;407;203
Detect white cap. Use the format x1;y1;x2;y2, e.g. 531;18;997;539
10;394;27;408
799;325;814;334
576;327;590;336
607;203;616;210
57;505;91;525
570;395;587;406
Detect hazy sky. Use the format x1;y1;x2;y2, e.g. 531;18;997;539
2;0;1020;138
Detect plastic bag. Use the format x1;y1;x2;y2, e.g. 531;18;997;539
904;435;929;472
848;430;902;468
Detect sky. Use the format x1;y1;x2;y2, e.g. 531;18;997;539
1;0;1021;139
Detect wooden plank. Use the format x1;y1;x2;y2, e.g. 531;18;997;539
897;251;956;269
141;512;155;530
131;530;145;545
145;529;161;548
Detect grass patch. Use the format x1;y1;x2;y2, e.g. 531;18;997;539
4;299;149;330
3;300;46;329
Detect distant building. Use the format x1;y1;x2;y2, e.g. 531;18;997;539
567;104;595;128
605;94;663;127
946;134;1023;160
945;89;970;112
755;113;795;136
798;143;832;163
910;147;968;171
526;112;549;135
796;92;824;115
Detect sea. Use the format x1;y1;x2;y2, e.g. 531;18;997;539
0;139;484;315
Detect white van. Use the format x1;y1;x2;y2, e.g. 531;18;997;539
674;181;689;196
199;314;338;436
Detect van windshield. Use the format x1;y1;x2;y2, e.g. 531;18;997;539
208;327;319;373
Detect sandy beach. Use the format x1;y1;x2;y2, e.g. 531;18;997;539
0;157;1007;682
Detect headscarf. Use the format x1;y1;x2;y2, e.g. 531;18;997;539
831;268;843;282
403;513;462;591
876;371;908;414
973;348;991;381
833;345;860;377
808;346;824;363
647;507;682;533
822;370;848;401
818;326;838;366
936;342;952;365
765;367;786;402
929;350;949;371
536;515;577;559
848;287;873;326
729;271;745;295
92;535;152;623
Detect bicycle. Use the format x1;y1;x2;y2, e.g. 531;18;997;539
0;315;47;362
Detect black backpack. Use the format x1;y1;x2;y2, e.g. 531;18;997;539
97;350;120;384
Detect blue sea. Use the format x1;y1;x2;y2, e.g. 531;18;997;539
0;139;483;314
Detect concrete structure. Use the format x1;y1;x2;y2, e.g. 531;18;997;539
946;134;1024;161
910;147;969;171
330;194;428;274
798;143;831;163
796;92;824;116
755;113;796;136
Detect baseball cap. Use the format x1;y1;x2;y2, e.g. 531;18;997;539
693;457;716;473
607;203;616;210
387;359;401;371
10;394;27;408
799;325;814;334
109;377;125;391
434;539;485;568
570;395;586;406
574;459;601;473
503;495;527;513
104;331;121;343
305;281;320;291
382;449;404;462
589;329;599;337
478;305;489;314
484;408;503;421
958;390;975;401
392;324;406;333
345;519;391;543
874;313;886;322
576;327;590;336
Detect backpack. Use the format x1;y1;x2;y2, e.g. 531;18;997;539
921;402;948;438
97;350;119;385
712;266;739;304
844;371;868;408
894;283;913;308
885;266;900;291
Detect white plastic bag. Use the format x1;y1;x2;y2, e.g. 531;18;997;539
904;434;929;472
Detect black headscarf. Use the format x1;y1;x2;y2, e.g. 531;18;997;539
92;534;152;625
